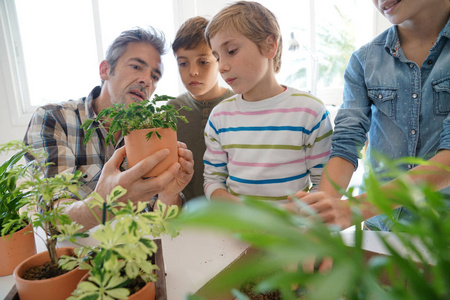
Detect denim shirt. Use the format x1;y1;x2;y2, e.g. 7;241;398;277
331;19;450;231
332;19;450;180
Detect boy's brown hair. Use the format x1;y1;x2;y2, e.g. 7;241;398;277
205;1;282;73
172;16;209;54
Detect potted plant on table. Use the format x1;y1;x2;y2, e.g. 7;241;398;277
2;140;89;300
178;156;450;300
0;142;36;276
58;186;179;300
81;94;191;177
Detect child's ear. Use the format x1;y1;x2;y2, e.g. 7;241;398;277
264;35;278;59
99;60;111;81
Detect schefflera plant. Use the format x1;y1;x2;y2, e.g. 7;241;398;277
2;140;85;266
58;186;179;300
81;94;191;146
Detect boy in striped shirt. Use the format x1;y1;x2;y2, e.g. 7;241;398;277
203;1;332;202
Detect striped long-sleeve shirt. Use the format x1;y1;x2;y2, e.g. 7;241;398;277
203;87;332;201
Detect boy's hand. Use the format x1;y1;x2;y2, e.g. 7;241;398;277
286;191;353;229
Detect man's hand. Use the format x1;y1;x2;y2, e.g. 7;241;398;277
95;146;180;205
159;142;194;206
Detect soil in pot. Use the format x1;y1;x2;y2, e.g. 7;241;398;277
240;281;281;300
21;261;68;280
128;279;155;300
127;275;147;295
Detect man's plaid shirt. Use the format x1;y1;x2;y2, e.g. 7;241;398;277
24;86;125;199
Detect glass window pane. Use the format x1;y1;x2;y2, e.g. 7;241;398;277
314;0;373;105
98;0;177;98
315;0;372;88
15;0;99;106
14;0;177;108
256;0;311;92
255;0;373;106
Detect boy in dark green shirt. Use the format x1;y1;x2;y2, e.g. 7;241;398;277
169;16;234;201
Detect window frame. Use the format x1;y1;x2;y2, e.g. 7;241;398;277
0;0;30;125
0;0;108;125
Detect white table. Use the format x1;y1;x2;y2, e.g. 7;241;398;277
0;227;250;300
340;227;432;264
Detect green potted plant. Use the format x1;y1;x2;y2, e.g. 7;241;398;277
177;156;450;300
57;186;179;300
0;141;36;276
4;140;88;300
81;94;191;177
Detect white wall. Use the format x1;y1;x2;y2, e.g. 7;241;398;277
373;8;391;36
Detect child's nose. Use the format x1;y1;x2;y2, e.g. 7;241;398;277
219;59;230;73
190;66;199;76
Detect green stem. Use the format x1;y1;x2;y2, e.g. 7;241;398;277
80;197;102;226
102;202;107;225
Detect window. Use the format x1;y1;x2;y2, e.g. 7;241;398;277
1;0;381;127
1;0;177;122
256;0;375;107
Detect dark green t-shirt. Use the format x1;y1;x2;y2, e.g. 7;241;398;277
168;89;235;201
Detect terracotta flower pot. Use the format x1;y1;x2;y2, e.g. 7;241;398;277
13;247;88;300
0;222;36;276
124;128;178;177
128;280;156;300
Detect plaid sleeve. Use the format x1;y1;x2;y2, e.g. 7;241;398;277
24;104;98;198
24;106;76;176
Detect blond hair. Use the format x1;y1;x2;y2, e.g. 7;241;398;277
205;1;282;73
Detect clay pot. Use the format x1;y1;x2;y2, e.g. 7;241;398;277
13;247;88;300
129;280;156;300
124;128;178;177
79;273;156;300
0;222;36;276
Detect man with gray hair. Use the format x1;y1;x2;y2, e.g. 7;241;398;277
24;27;194;230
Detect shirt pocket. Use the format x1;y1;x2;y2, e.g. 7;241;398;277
368;87;397;120
432;76;450;116
74;164;102;198
78;163;102;184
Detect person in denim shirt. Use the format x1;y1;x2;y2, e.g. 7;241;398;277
291;0;450;231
